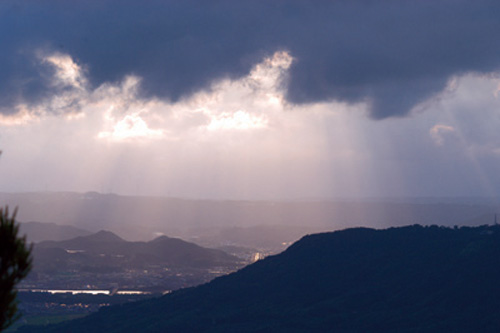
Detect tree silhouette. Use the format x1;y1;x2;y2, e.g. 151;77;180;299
0;207;32;331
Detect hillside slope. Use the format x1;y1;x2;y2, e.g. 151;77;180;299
33;230;240;271
22;225;500;332
19;221;91;243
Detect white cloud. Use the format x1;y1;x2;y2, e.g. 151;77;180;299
0;107;39;126
207;110;268;131
42;52;87;90
98;110;165;142
430;124;456;146
3;52;500;198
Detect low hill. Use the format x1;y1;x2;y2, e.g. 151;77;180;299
33;230;241;273
19;221;91;243
22;224;500;332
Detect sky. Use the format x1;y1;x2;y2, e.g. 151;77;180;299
1;0;500;200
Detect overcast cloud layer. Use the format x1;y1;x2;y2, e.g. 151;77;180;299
2;0;500;118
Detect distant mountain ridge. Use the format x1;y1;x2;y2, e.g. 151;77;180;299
19;221;91;243
81;230;126;242
23;224;500;332
3;192;500;243
37;230;126;250
33;230;241;273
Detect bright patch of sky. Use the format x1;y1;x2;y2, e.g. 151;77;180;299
1;51;500;199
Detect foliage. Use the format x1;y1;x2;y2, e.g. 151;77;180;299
0;207;32;331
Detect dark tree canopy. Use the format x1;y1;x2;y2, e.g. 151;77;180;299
0;207;32;331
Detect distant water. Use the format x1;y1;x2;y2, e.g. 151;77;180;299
20;289;153;295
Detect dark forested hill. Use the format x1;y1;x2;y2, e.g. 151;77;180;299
21;225;500;332
33;230;241;272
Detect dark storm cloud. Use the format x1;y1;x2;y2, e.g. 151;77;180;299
2;0;500;118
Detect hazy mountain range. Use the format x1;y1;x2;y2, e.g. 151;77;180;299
20;224;500;332
19;221;91;243
2;192;499;244
32;230;241;274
